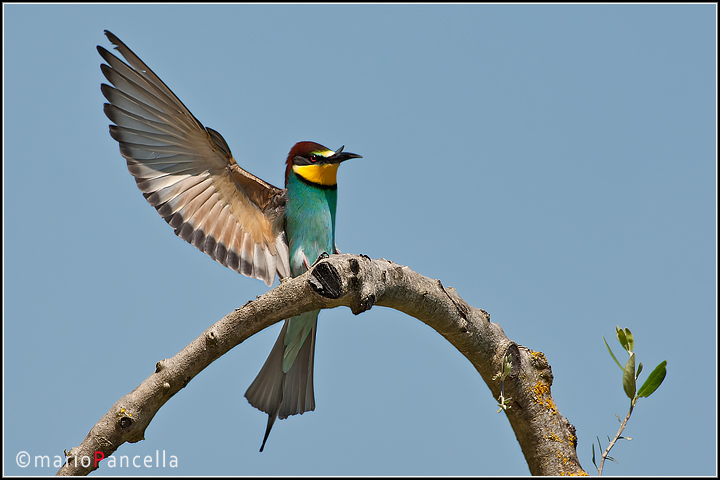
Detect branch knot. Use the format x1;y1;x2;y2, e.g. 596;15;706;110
309;260;343;299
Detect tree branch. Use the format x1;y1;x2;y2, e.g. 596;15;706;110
56;254;586;476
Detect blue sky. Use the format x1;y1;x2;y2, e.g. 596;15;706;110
3;4;716;476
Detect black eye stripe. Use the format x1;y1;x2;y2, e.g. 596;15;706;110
293;152;329;166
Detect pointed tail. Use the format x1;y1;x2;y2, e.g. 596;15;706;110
245;316;318;451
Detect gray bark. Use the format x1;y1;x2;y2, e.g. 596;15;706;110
56;254;585;476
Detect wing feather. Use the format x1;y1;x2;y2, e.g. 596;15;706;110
100;31;288;285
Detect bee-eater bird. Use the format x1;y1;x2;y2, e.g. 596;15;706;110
98;30;361;452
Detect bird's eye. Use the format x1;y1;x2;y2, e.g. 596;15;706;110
309;154;319;163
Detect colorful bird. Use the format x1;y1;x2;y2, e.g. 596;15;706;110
98;30;361;451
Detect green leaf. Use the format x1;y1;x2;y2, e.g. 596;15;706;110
623;327;634;352
604;336;623;370
637;362;643;380
616;326;629;352
637;360;667;398
623;352;636;399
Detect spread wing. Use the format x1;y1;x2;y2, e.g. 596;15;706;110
99;30;290;286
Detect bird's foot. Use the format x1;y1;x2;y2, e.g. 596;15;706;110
302;252;331;271
311;252;330;268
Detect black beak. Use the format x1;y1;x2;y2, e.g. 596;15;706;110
329;145;362;163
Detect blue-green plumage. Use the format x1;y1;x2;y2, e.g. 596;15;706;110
282;172;337;372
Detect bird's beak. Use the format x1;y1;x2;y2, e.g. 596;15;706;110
328;145;362;163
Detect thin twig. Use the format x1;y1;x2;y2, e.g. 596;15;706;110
598;402;634;476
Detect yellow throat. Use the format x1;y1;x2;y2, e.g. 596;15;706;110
292;163;340;186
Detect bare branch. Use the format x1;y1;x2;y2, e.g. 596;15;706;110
598;403;634;475
56;254;586;476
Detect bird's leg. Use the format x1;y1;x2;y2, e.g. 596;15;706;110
302;252;330;271
311;252;330;268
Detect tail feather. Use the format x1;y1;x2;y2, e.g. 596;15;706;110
245;316;318;451
245;322;287;415
259;410;279;453
280;320;316;419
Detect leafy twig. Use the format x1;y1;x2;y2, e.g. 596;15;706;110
596;327;667;476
